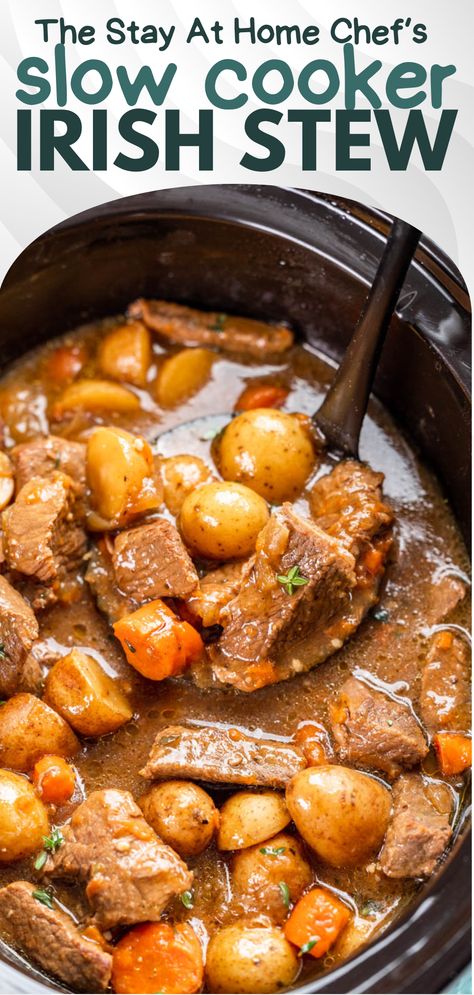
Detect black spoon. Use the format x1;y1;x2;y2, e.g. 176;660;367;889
155;218;421;458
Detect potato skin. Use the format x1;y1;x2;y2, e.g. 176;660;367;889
156;348;214;408
217;791;290;851
216;409;315;503
161;454;216;516
231;832;312;924
180;481;269;560
286;765;391;867
0;694;79;772
139;780;218;858
44;650;133;738
206;922;299;994
0;770;49;862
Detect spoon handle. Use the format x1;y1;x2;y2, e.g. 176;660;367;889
314;218;421;457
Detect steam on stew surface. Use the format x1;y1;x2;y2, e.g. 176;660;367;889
0;301;470;994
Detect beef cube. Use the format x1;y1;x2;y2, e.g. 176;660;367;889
426;574;466;625
209;505;358;691
141;724;306;788
187;560;246;628
0;575;39;696
420;631;471;734
85;541;134;625
0;881;112;993
2;473;87;609
129;299;293;356
45;789;192;929
309;459;394;557
11;436;86;495
112;519;199;602
379;773;452;878
330;676;428;779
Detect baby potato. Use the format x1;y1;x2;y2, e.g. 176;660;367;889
156;348;214;408
216;408;316;503
286;766;391;867
161;454;216;516
0;694;79;772
218;791;290;851
180;481;269;560
206;922;299;994
44;650;133;738
87;426;162;528
53;379;140;417
0;770;49;862
139;780;218;858
98;321;151;387
231;832;312;924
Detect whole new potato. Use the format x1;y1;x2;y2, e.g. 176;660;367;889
216;409;315;502
179;481;269;560
217;791;290;850
0;770;49;862
205;922;299;994
139;780;218;858
286;765;391;867
231;832;312;924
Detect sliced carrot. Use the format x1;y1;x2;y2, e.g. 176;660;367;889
363;547;384;575
112;922;203;995
114;599;203;681
433;733;472;776
295;724;328;766
284;887;351;958
45;345;88;383
435;630;454;651
33;755;76;804
234;383;289;412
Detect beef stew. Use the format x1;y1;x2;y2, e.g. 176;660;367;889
0;299;470;994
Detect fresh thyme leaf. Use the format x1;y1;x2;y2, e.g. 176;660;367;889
373;607;390;622
0;644;6;660
360;899;379;917
125;640;136;654
277;565;309;596
299;937;319;956
279;881;290;908
180;890;194;909
34;851;48;871
43;828;64;853
210;313;227;332
259;846;286;857
32;888;54;909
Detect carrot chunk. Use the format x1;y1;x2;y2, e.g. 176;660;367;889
294;724;328;766
45;345;88;383
114;599;203;681
234;384;289;412
33;755;76;804
112;922;203;994
284;887;351;958
433;733;472;776
435;630;454;651
363;547;384;575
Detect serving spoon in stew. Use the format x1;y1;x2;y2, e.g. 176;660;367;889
156;218;421;459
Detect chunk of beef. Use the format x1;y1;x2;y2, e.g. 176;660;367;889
187;561;247;628
85;541;133;625
45;789;192;929
2;472;87;610
129;299;293;356
141;724;306;788
426;574;466;625
420;631;471;735
309;459;394;558
0;575;40;696
112;519;199;602
0;881;111;993
330;676;428;779
11;436;86;494
208;505;358;691
379;773;452;878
